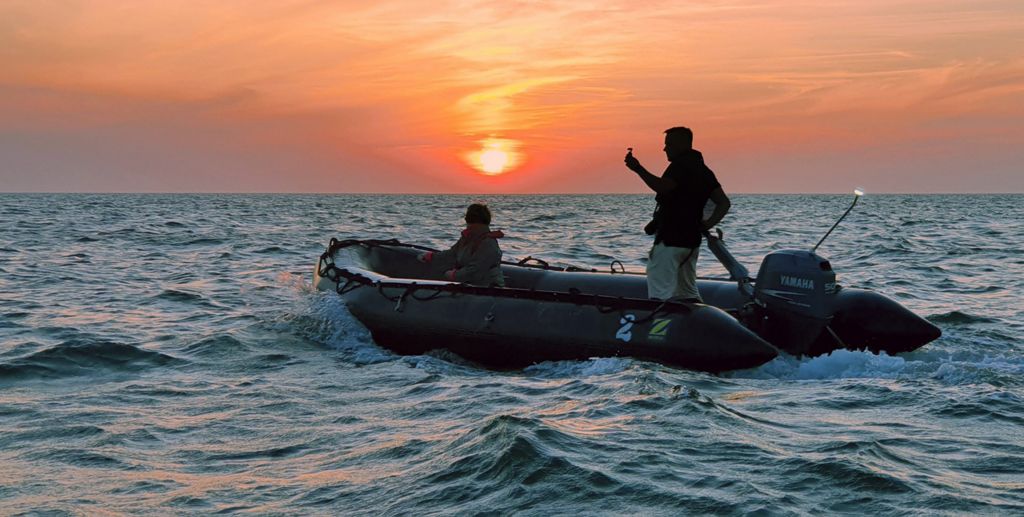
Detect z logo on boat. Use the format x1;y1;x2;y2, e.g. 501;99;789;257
616;314;636;342
648;318;671;340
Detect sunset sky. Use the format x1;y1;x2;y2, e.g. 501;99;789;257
2;1;1022;193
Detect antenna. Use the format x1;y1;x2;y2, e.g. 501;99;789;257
812;188;864;253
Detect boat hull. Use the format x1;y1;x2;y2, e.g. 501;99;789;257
336;279;778;372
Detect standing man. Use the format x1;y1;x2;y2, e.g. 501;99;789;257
625;126;730;302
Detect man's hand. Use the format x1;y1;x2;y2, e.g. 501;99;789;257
624;150;643;173
625;147;677;193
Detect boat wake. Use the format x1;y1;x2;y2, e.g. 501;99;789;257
732;346;1024;384
304;292;393;365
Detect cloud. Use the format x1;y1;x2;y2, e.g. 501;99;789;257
1;0;1022;192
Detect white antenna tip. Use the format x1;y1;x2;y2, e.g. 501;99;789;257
854;188;865;196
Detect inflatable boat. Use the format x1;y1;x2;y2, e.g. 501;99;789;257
313;196;940;372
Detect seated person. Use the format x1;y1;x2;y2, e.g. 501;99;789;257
420;203;505;287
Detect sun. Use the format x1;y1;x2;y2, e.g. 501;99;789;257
465;138;521;176
480;149;509;174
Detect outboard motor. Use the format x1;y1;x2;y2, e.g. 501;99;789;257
752;250;839;354
747;188;865;354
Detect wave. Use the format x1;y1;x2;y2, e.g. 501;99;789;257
26;447;132;469
929;311;999;325
928;354;1024;387
929;390;1024;424
2;423;107;446
527;214;559;222
204;443;308;461
181;335;249;357
777;455;914;495
0;340;184;382
152;289;214;306
524;357;633;378
281;293;390;366
400;350;640;379
153;289;201;301
732;346;1024;386
297;299;359;345
250;353;300;371
413;414;623;504
739;350;913;380
98;228;147;237
402;350;487;374
183;238;226;246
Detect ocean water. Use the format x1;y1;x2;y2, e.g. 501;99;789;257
1;193;1022;515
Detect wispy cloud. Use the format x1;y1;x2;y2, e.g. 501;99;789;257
1;0;1021;192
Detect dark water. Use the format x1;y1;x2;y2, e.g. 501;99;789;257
1;194;1022;515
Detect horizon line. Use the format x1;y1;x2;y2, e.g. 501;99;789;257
1;191;1022;196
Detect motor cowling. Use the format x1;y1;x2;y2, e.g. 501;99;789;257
752;250;839;354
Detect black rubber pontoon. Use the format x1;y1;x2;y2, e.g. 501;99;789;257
315;240;778;372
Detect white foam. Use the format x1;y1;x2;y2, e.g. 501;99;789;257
927;353;1024;385
307;292;392;365
930;362;965;384
735;349;914;380
277;271;317;294
524;357;632;378
400;353;487;376
731;344;1024;384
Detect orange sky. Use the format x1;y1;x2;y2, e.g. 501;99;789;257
1;1;1022;193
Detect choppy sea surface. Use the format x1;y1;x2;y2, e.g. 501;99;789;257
1;193;1022;515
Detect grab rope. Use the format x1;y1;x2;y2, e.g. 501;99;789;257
319;236;644;276
565;265;598;272
319;237;436;267
317;238;700;317
516;256;549;268
337;277;360;295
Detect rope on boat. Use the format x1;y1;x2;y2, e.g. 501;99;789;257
321;237;622;274
321;236;744;282
610;260;626;274
317;238;699;316
516;256;549;268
